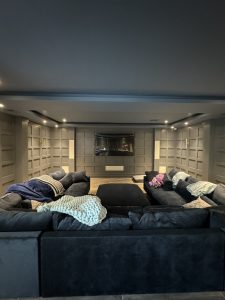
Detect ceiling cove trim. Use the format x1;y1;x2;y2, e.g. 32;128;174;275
1;91;225;103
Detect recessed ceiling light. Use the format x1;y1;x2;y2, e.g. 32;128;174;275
164;120;168;124
174;127;177;130
0;103;4;108
184;122;188;126
171;126;174;129
62;118;67;122
55;124;59;128
43;120;47;124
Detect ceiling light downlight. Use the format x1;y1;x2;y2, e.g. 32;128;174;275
164;120;168;124
0;103;4;108
62;118;67;123
43;120;47;124
184;122;188;126
55;124;59;128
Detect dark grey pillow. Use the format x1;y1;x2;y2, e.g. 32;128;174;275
162;174;173;191
201;195;218;206
0;211;52;231
65;181;90;197
70;171;89;183
0;193;23;210
212;184;225;205
59;173;74;189
168;168;178;179
128;209;209;229
49;168;66;180
186;176;199;184
175;180;197;202
52;213;131;230
145;171;159;181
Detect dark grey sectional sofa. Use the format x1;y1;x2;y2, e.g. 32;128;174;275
1;206;225;297
144;169;225;206
1;171;225;298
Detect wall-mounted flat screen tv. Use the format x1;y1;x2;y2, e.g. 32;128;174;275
95;133;134;156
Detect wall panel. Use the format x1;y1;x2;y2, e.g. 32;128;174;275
75;128;153;177
0;112;16;194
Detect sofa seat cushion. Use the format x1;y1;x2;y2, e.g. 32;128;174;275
129;209;209;229
105;205;143;216
96;183;149;206
146;186;187;206
0;211;52;231
52;213;131;230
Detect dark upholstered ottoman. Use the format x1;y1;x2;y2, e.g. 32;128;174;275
96;183;150;215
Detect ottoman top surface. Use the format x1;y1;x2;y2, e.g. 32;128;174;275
96;183;149;206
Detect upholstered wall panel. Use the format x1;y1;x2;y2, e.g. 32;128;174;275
76;128;153;177
155;129;177;172
210;117;225;184
0;112;16;194
51;127;74;172
175;125;206;179
27;123;51;178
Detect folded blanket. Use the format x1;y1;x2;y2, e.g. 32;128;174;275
37;195;107;226
7;175;65;202
187;181;217;197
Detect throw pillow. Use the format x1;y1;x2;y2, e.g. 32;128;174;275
65;181;90;197
145;171;159;181
172;171;190;188
212;184;225;205
186;176;199;184
128;209;209;229
187;181;217;197
49;168;66;180
162;174;173;191
183;197;211;208
175;180;196;202
149;173;165;188
168;168;178;180
0;192;23;210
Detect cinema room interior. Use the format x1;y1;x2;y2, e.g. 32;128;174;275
0;0;225;300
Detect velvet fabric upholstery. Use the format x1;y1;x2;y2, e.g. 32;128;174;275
96;183;149;206
52;213;131;230
0;211;52;231
64;181;90;197
0;192;23;210
168;168;178;179
186;176;199;184
210;207;225;228
104;205;143;216
144;180;186;206
145;170;159;181
49;168;66;180
129;209;209;229
0;231;41;298
162;174;173;191
212;184;225;205
40;229;225;296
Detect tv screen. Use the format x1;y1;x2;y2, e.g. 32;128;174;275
95;133;134;156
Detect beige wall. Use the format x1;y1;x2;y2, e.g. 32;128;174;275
0;110;225;196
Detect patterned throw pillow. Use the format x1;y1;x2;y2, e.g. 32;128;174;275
183;197;211;208
186;181;217;197
149;173;165;188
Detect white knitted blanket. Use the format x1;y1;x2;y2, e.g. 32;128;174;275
37;195;107;226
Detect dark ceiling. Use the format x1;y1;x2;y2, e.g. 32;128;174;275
0;0;225;125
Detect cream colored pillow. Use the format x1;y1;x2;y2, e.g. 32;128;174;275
183;197;211;208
